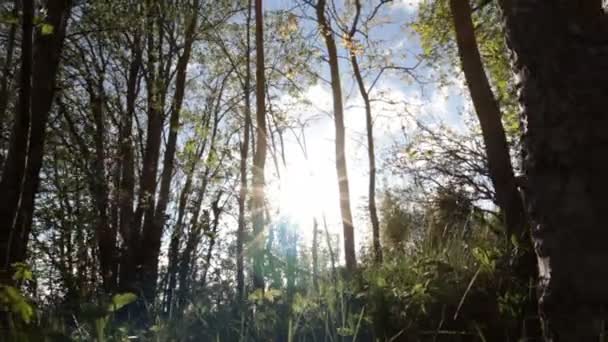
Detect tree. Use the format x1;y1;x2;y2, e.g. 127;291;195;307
449;0;525;242
0;0;18;158
0;0;72;285
345;0;383;263
0;0;33;285
139;0;202;307
315;0;357;272
251;0;268;291
237;0;254;302
499;1;608;339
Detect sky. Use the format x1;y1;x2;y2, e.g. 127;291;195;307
260;0;467;257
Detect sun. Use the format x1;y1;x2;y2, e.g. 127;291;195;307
272;158;339;239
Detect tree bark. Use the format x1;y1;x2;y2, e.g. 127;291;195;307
349;42;382;263
312;218;319;291
131;0;166;308
0;0;18;161
165;142;203;316
236;0;254;305
499;1;608;340
1;0;72;284
316;0;357;272
89;81;116;293
450;0;525;241
118;31;142;293
141;0;201;307
0;0;33;284
166;88;220;315
236;0;253;304
252;0;268;291
200;193;223;287
176;191;208;312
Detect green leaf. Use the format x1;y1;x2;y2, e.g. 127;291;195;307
11;262;33;282
337;327;354;336
41;23;54;35
108;292;137;312
0;286;35;324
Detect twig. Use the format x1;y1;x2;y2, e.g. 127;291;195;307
453;266;481;320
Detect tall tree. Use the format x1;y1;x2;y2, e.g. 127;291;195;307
0;0;33;284
449;0;525;241
499;1;608;340
346;0;382;263
140;0;202;306
312;217;319;291
251;0;268;290
236;0;254;303
0;0;72;284
0;0;18;154
315;0;357;271
118;24;143;294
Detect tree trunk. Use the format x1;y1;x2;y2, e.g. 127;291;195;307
0;0;18;162
200;194;223;287
132;0;166;308
450;0;525;241
1;0;71;284
350;51;382;263
0;0;33;284
165;143;203;316
176;194;207;313
118;31;142;293
14;0;72;264
316;0;357;272
165;98;219;314
89;82;116;293
141;0;201;308
312;218;319;291
252;0;268;291
323;214;337;282
500;1;608;340
236;0;253;305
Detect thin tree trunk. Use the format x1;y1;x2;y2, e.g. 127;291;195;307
172;109;220;313
499;1;608;340
1;0;72;283
14;0;72;261
349;46;382;263
118;31;142;293
312;217;319;292
132;0;161;237
165;142;204;316
450;0;526;241
141;0;201;307
132;0;165;308
200;193;223;287
251;0;268;291
322;214;337;282
316;0;357;272
0;0;18;160
89;82;116;292
176;189;208;312
0;0;33;284
165;95;217;314
236;0;253;304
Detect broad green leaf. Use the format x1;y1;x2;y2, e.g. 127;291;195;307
108;292;137;312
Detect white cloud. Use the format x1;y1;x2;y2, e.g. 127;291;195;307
391;0;424;12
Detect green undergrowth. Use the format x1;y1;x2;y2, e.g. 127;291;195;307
1;236;537;342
